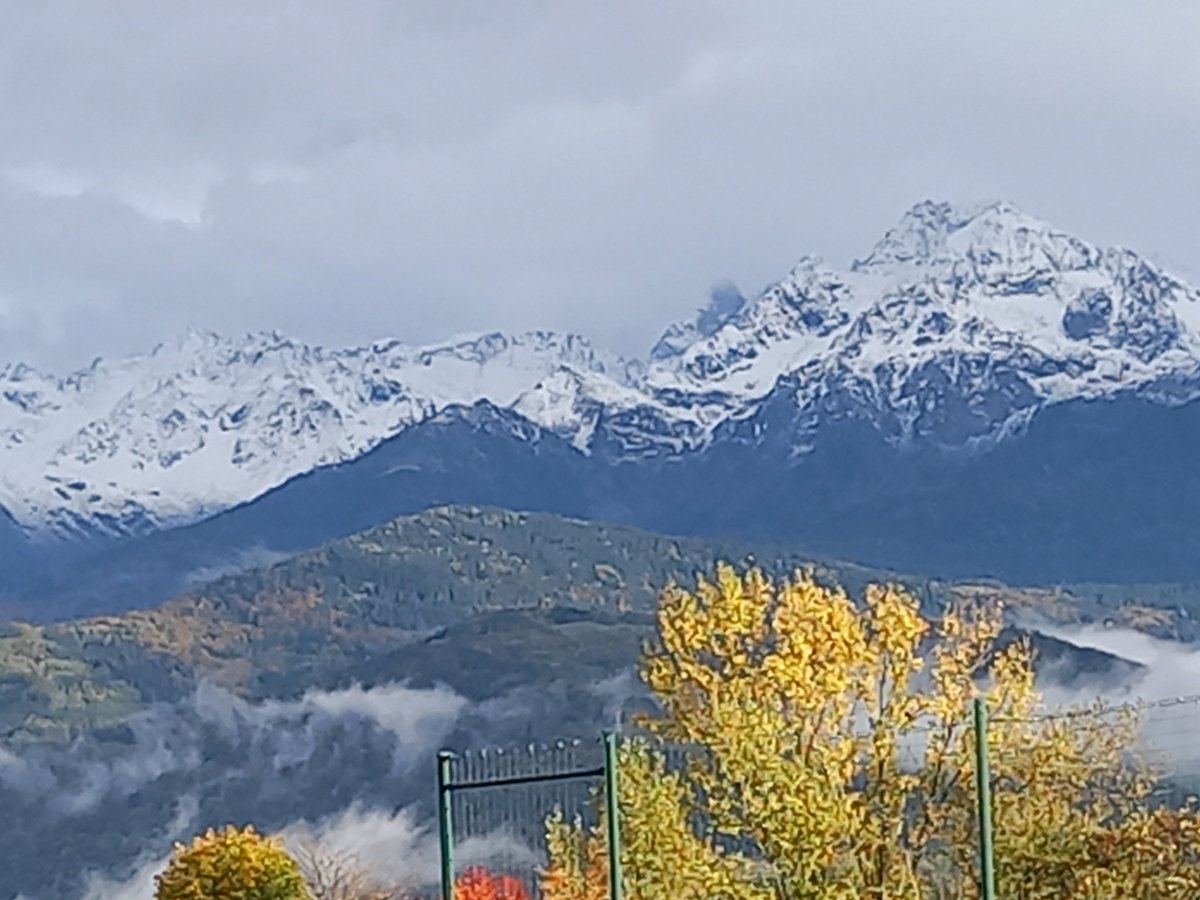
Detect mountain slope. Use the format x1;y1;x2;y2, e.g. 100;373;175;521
0;330;643;538
634;389;1200;584
25;385;1200;620
7;199;1200;538
4;504;1167;747
8;199;1200;611
0;504;919;745
8;402;620;618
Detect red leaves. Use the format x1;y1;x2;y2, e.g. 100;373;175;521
454;866;531;900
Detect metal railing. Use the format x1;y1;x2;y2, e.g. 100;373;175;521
436;733;623;900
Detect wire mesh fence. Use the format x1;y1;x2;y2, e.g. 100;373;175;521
1137;694;1200;784
434;737;612;900
982;693;1200;898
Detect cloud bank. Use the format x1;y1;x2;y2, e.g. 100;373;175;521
2;1;1200;368
0;679;470;899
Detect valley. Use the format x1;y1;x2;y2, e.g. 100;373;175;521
0;504;1186;898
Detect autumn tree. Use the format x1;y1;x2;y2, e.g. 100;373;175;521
541;740;769;900
290;839;413;899
156;824;311;900
545;564;1200;899
453;866;531;900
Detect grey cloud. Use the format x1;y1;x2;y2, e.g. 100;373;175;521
2;679;474;898
1031;623;1200;779
284;803;539;894
181;546;294;587
79;856;167;900
2;2;1200;369
1035;623;1200;707
78;798;198;900
3;679;467;818
77;804;438;900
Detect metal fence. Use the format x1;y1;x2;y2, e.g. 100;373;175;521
981;693;1200;900
432;695;1200;900
435;734;621;900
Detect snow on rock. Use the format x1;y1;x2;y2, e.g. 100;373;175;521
645;199;1200;444
512;367;703;457
0;329;639;536
5;199;1200;536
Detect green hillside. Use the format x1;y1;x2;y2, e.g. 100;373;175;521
1;504;1190;746
0;506;905;742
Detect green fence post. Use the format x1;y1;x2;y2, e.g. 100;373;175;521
973;697;997;900
603;732;623;900
437;750;455;900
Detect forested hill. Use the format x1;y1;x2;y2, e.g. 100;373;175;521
4;504;1190;749
0;505;919;743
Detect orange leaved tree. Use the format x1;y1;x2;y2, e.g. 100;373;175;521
454;866;530;900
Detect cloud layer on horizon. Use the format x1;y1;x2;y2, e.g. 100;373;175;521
2;1;1200;369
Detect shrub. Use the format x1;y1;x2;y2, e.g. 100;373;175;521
155;824;311;900
454;866;530;900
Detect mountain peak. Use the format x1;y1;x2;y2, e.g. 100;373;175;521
640;198;1200;447
6;200;1200;543
0;325;643;535
650;281;749;361
152;326;228;356
851;199;1062;273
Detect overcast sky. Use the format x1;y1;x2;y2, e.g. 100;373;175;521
2;1;1198;370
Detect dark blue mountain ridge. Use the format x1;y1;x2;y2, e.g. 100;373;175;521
8;200;1200;618
6;402;612;619
11;379;1200;622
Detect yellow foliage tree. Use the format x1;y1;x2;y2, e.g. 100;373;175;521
541;740;770;900
156;824;311;900
545;564;1200;899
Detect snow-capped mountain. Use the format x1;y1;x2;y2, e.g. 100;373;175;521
0;329;641;537
644;200;1200;447
6;198;1200;560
